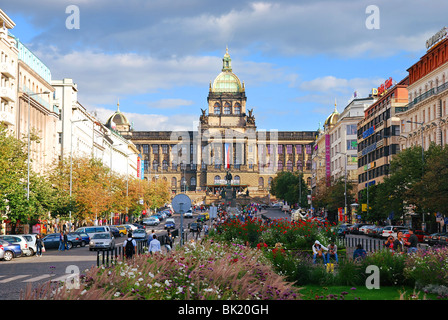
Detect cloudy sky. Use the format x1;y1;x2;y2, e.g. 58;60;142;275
3;0;447;131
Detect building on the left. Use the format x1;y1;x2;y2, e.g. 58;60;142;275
0;9;140;234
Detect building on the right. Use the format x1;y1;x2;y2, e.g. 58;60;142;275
396;28;448;151
357;77;409;195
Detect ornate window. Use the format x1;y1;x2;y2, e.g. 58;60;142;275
224;103;231;114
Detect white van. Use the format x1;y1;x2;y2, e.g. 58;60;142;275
75;226;111;238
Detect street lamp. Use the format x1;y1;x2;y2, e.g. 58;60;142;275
406;120;426;230
27;91;50;200
336;152;348;220
70;118;89;231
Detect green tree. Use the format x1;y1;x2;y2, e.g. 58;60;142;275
270;171;308;207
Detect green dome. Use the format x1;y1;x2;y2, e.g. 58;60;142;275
211;47;244;93
212;72;242;93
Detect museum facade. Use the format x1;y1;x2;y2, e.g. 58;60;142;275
108;49;317;201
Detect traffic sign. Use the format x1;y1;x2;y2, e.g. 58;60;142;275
171;194;191;214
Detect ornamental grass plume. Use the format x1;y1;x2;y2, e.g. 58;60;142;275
22;240;301;300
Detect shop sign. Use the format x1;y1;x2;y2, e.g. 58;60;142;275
377;77;393;96
426;27;447;50
362;125;376;139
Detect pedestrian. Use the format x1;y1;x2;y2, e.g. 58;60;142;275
405;229;419;254
63;231;69;250
149;234;161;254
326;242;338;264
312;240;328;264
393;231;405;253
35;234;44;257
123;232;137;259
353;243;367;261
165;231;173;253
383;236;394;250
58;231;65;251
147;230;156;248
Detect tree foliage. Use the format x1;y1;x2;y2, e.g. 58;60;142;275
270;171;308;207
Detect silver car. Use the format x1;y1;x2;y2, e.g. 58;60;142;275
0;235;32;256
89;232;115;251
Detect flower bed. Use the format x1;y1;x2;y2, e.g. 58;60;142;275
23;240;301;300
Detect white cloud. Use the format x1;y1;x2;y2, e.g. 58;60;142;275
91;107;198;132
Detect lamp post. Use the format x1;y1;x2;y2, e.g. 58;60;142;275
27;91;50;201
406;120;426;230
70;118;88;231
336;152;348;220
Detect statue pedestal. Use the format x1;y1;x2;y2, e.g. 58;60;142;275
225;185;236;208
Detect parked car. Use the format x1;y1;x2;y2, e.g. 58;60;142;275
359;225;375;235
69;232;90;247
370;226;385;238
42;233;83;249
184;209;193;218
89;232;115;251
21;234;37;256
75;226;111;238
114;225;128;237
0;235;32;256
189;222;200;232
143;217;159;226
381;226;408;238
438;233;448;246
0;239;22;261
402;230;429;243
164;218;175;230
122;224;138;231
132;229;147;241
337;224;351;238
109;226;121;238
350;224;367;235
426;232;448;246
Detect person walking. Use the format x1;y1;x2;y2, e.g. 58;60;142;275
123;232;137;259
63;231;69;250
149;234;161;254
35;234;44;257
165;231;173;253
58;231;65;251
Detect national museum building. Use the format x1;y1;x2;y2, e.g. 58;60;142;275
107;49;317;201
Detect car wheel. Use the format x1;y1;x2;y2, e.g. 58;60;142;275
67;242;73;250
81;241;86;247
27;248;35;256
3;251;13;261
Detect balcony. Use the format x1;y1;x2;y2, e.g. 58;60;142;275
0;87;16;102
0;62;16;78
0;110;15;126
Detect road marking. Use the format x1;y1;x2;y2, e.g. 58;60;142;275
50;274;70;282
0;275;30;283
23;274;52;282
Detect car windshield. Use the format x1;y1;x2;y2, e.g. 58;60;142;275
134;230;145;234
93;233;110;239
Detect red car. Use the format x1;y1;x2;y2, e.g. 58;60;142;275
403;230;429;243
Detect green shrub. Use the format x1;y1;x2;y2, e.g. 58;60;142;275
404;247;448;287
